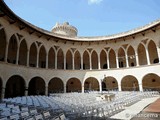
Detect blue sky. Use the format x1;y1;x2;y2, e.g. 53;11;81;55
4;0;160;37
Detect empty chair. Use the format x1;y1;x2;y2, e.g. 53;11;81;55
20;111;30;119
52;116;60;120
34;114;44;120
42;111;51;119
0;117;7;120
21;106;29;112
24;116;35;120
59;113;67;120
9;114;20;120
30;109;38;116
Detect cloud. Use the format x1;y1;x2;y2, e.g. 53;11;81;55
88;0;103;5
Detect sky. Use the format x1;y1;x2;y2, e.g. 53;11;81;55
4;0;160;37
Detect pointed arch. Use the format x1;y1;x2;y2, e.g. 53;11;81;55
109;49;116;68
8;34;18;64
138;43;147;65
100;49;107;69
127;45;136;67
118;47;126;68
39;45;46;68
91;50;98;69
48;47;55;69
0;27;6;62
66;49;72;70
74;50;81;70
148;40;159;64
57;48;64;69
83;50;90;69
19;39;27;66
29;42;37;67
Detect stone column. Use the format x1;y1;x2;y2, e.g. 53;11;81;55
36;50;39;68
5;42;9;63
89;54;92;70
82;84;84;93
64;54;66;70
116;57;119;68
118;83;122;91
99;81;102;93
25;87;28;96
125;52;129;67
1;87;5;100
107;52;110;69
16;45;20;65
135;52;139;66
26;49;30;67
72;54;75;70
46;53;48;69
139;83;143;92
98;53;101;70
145;47;151;65
45;86;48;96
64;83;66;93
55;52;57;69
81;55;83;70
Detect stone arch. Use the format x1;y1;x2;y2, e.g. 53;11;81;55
66;49;72;70
48;77;64;93
100;49;107;69
103;76;118;91
5;75;25;98
83;50;90;69
39;45;46;68
74;50;81;70
127;45;136;67
66;78;81;92
29;42;37;67
57;48;64;69
121;75;139;91
0;27;6;62
48;47;55;69
91;50;98;69
118;47;126;68
8;34;18;64
147;40;159;64
138;43;147;65
109;49;116;68
142;73;160;91
84;77;99;92
28;77;45;95
19;39;27;66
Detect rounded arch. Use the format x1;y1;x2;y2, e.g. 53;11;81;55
109;49;116;68
19;39;27;66
57;48;64;69
39;45;46;68
0;27;6;62
121;75;139;91
66;78;81;92
118;47;126;68
5;75;25;98
48;47;55;69
29;42;37;67
100;49;107;69
48;77;64;93
127;45;136;67
84;77;99;92
138;43;147;65
83;50;90;69
8;34;18;64
103;76;118;91
91;50;98;69
28;77;45;95
142;73;160;91
66;49;72;70
74;50;81;70
147;40;159;64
